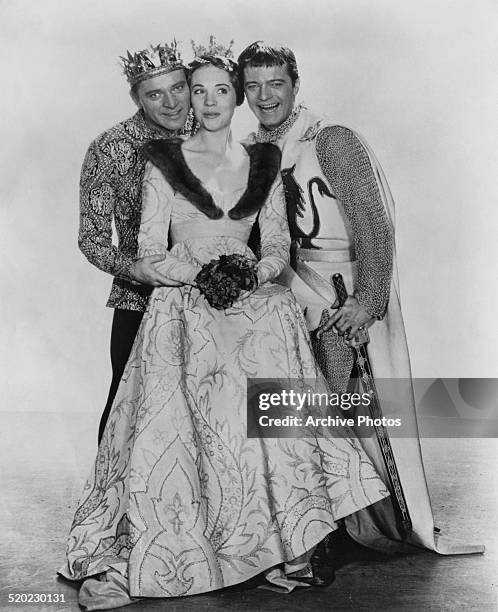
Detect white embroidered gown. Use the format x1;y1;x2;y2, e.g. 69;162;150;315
60;142;388;601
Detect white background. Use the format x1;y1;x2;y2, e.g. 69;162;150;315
1;0;497;413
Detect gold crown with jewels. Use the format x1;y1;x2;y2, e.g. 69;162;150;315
120;41;185;86
190;36;236;70
191;35;234;59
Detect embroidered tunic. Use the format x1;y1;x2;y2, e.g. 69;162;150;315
256;105;393;320
78;110;176;310
255;106;394;392
256;106;483;557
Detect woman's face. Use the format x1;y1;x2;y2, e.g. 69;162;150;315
190;64;237;132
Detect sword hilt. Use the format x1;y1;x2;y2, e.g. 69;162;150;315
329;280;411;537
331;273;370;346
332;273;348;307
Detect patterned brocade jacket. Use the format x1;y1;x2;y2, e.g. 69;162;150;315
79;110;175;311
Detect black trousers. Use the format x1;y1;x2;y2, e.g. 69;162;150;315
98;309;144;443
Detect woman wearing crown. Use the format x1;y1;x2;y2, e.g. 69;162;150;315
59;43;390;609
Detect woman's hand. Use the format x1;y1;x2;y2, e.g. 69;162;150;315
234;286;259;304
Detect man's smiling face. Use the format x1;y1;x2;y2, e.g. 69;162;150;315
243;63;299;129
134;69;190;131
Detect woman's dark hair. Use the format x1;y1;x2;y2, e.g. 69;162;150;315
237;41;299;86
187;55;245;106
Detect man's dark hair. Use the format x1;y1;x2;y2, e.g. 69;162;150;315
130;82;140;103
187;55;245;106
237;41;299;86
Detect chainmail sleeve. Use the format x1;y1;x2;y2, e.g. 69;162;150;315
315;126;393;319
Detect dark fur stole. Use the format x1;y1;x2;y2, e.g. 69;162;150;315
142;139;281;220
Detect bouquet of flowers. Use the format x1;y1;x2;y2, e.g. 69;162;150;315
195;254;258;310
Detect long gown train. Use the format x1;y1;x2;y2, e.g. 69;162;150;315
59;140;389;603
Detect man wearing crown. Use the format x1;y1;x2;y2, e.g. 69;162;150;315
79;42;192;442
238;41;476;557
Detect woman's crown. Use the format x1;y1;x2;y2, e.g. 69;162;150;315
191;36;234;60
120;41;185;86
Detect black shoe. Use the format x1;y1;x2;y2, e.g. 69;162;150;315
293;567;335;588
291;539;336;588
309;537;336;587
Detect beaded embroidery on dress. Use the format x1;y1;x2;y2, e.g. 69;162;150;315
60;143;389;605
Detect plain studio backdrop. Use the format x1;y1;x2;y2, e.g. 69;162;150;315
1;0;497;415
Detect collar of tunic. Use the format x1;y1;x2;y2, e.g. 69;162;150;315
255;104;304;143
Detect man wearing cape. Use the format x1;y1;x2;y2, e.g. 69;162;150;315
238;40;483;556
